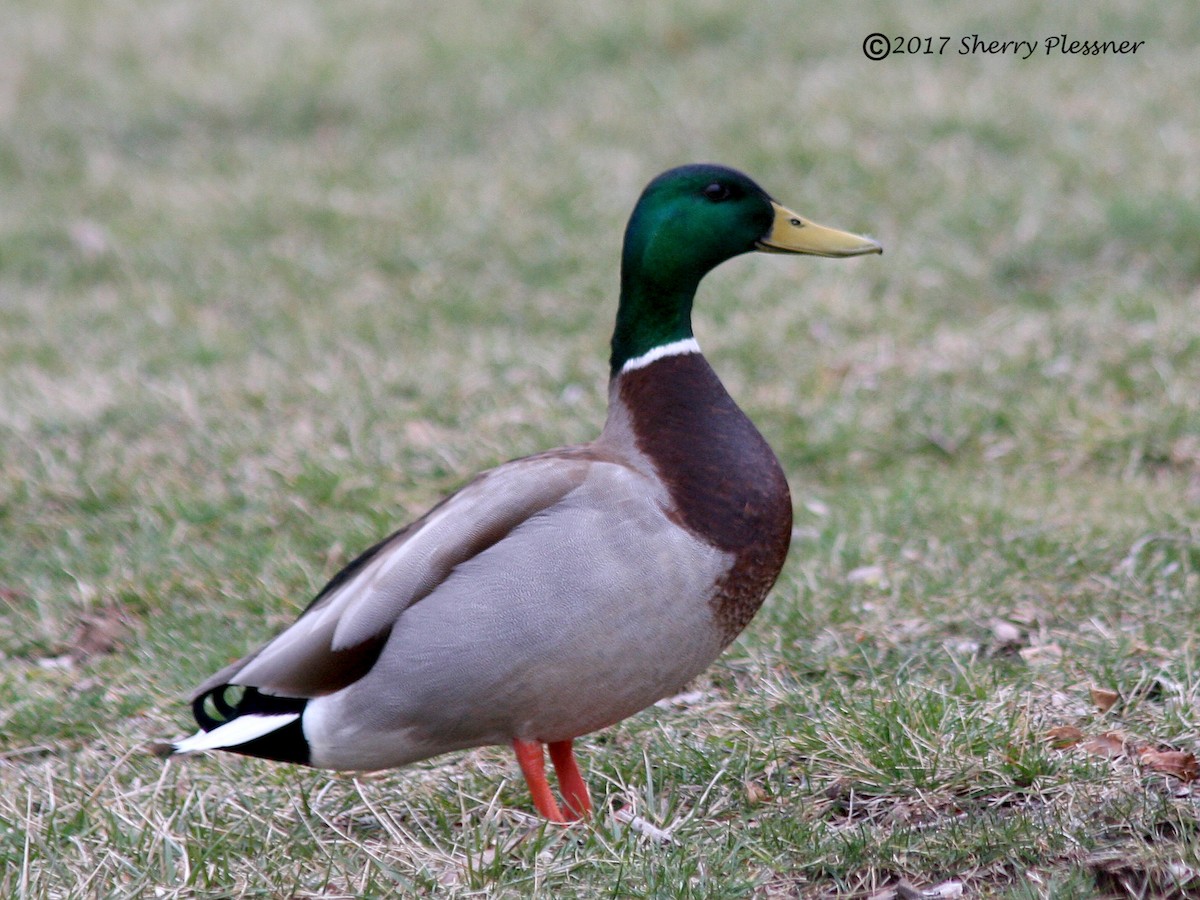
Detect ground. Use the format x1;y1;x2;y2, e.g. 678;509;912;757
1;1;1199;896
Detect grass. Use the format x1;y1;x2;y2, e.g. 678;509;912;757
2;0;1199;896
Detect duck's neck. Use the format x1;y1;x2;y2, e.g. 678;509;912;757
608;280;700;376
609;203;713;375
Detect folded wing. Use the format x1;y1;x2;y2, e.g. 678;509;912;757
192;453;596;703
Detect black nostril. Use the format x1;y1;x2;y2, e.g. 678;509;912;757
789;218;803;227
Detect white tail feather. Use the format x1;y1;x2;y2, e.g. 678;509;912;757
172;713;300;754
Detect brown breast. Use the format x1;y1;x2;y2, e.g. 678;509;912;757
616;353;793;644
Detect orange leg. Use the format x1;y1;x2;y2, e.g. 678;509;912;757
511;738;566;822
548;740;593;820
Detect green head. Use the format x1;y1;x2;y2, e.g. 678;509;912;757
610;164;881;374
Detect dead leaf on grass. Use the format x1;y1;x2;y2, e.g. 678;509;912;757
744;780;770;805
1049;727;1197;781
42;603;134;667
1090;686;1120;713
1089;849;1200;896
1081;731;1129;758
72;603;133;660
1046;725;1085;748
1138;747;1199;782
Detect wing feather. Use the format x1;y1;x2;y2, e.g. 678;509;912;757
204;453;595;698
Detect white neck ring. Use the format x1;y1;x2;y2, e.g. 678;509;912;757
619;337;701;373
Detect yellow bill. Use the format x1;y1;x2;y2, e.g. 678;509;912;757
755;201;882;258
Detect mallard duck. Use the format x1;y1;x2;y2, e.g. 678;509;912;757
170;164;881;822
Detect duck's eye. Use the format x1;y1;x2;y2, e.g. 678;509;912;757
703;183;732;202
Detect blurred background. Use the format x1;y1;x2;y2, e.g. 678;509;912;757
2;1;1198;895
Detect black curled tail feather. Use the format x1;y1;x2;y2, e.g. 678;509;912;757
194;684;238;727
192;683;312;765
